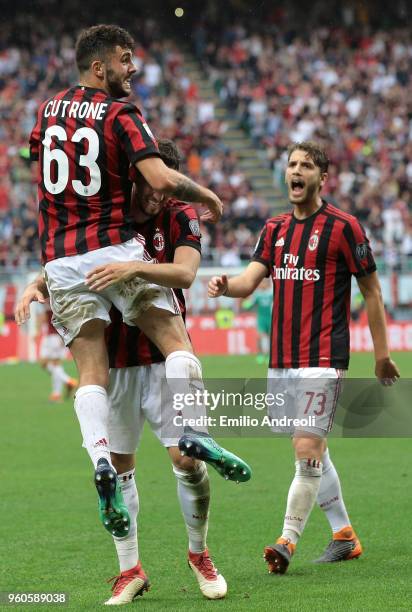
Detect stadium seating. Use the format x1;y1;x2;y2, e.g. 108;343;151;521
0;2;411;272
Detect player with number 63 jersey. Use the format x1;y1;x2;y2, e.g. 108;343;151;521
30;84;158;264
25;24;248;553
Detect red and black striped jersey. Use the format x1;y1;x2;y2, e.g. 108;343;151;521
252;201;376;369
106;201;201;368
29;86;159;264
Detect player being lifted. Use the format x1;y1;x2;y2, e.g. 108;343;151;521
208;142;399;571
17;140;228;604
23;24;250;541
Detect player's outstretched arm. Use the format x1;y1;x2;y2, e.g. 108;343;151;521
15;273;49;325
86;246;201;292
136;157;223;223
357;272;400;385
208;262;267;299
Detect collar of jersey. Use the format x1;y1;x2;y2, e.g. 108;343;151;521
291;199;327;223
75;84;108;95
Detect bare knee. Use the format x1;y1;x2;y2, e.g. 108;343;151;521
111;453;135;474
293;435;325;461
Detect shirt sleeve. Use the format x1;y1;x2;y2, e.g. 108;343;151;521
170;207;202;254
251;222;274;276
113;104;160;165
340;218;377;277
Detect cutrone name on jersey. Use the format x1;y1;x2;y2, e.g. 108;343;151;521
44;99;108;120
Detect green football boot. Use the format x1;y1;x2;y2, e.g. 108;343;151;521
94;458;130;537
178;428;252;483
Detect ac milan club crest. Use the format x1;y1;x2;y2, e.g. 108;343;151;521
153;230;165;252
308;230;319;251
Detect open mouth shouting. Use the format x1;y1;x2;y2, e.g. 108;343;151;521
290;177;305;197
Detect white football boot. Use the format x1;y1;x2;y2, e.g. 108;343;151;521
188;549;227;599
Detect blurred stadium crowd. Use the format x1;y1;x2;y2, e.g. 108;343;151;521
1;1;411;272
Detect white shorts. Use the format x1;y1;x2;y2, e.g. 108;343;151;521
108;364;183;453
267;367;345;437
44;238;180;346
38;334;67;360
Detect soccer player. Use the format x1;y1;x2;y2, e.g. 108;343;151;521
243;278;272;364
103;139;226;604
37;304;78;402
16;140;227;603
23;24;248;539
208;141;400;572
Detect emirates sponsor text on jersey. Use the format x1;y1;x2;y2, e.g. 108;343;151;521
272;253;320;282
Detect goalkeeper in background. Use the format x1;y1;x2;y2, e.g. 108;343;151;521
243;278;272;364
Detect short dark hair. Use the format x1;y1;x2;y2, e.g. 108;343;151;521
158;139;180;171
75;24;135;73
287;141;329;174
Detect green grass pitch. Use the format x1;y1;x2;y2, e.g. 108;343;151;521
1;352;411;611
